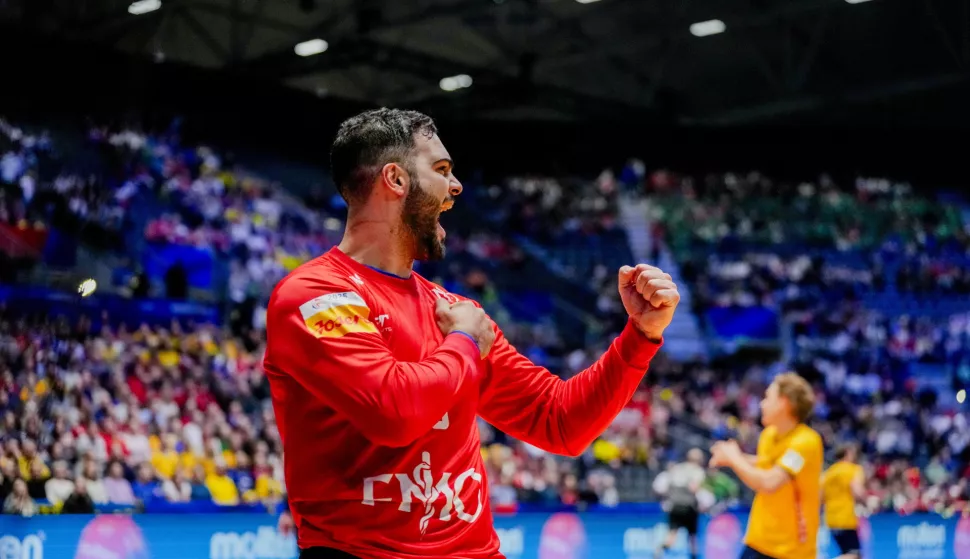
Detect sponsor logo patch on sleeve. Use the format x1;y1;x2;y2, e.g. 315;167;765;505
299;291;377;338
779;449;806;474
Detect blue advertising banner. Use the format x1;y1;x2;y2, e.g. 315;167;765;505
1;511;968;559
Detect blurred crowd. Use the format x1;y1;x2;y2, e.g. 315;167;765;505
2;114;969;520
140;139;343;304
0;311;282;516
639;168;970;516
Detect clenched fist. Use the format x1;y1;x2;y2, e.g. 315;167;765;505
435;299;496;359
618;264;681;342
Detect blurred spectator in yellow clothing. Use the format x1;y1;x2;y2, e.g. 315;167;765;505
151;434;180;479
157;340;180;368
254;474;283;502
179;448;200;476
18;439;49;481
592;438;623;464
206;463;239;506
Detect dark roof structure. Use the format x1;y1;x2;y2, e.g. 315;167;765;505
1;0;968;126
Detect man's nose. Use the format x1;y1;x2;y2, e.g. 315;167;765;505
449;178;463;197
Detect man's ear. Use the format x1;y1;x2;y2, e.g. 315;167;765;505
380;162;409;197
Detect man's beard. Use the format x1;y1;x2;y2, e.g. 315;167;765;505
402;173;446;261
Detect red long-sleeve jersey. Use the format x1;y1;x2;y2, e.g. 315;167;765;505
263;247;661;559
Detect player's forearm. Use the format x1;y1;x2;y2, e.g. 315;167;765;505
548;320;661;455
360;334;481;446
726;454;783;494
289;331;481;448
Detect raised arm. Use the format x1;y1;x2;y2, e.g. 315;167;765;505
478;320;661;456
477;263;677;457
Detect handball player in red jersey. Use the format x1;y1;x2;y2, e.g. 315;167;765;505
263;108;681;559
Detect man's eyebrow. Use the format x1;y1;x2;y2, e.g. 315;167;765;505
433;158;454;169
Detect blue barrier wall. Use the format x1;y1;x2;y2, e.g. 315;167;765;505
0;286;221;327
2;511;968;559
142;243;215;290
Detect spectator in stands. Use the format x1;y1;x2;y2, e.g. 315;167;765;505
189;465;212;501
18;439;48;480
206;462;239;506
2;478;37;516
1;111;968;518
559;473;599;508
45;460;75;504
161;469;192;503
79;459;108;505
151;433;180;481
0;459;16;501
61;477;96;514
131;463;160;504
26;460;49;500
104;461;136;506
230;451;255;501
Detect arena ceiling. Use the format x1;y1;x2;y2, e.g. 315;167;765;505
1;0;968;124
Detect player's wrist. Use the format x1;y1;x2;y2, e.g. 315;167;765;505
449;330;480;350
615;319;663;369
632;322;664;344
630;318;664;344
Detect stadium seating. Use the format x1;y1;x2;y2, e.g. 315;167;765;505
1;114;968;522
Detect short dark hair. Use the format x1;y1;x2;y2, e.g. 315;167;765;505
330;108;438;204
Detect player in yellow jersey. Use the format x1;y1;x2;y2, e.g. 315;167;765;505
821;443;865;559
710;372;823;559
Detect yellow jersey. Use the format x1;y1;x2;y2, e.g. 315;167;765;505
206;473;240;506
745;424;824;559
822;461;864;530
150;450;179;480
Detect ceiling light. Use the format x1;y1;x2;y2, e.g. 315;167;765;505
294;38;328;57
845;0;874;3
575;0;602;4
128;0;162;15
439;74;473;92
690;19;726;37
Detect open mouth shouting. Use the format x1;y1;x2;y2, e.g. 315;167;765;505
437;199;454;240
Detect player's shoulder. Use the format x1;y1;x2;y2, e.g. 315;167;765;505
795;424;823;445
759;425;777;443
793;425;824;457
822;461;841;476
270;252;365;310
